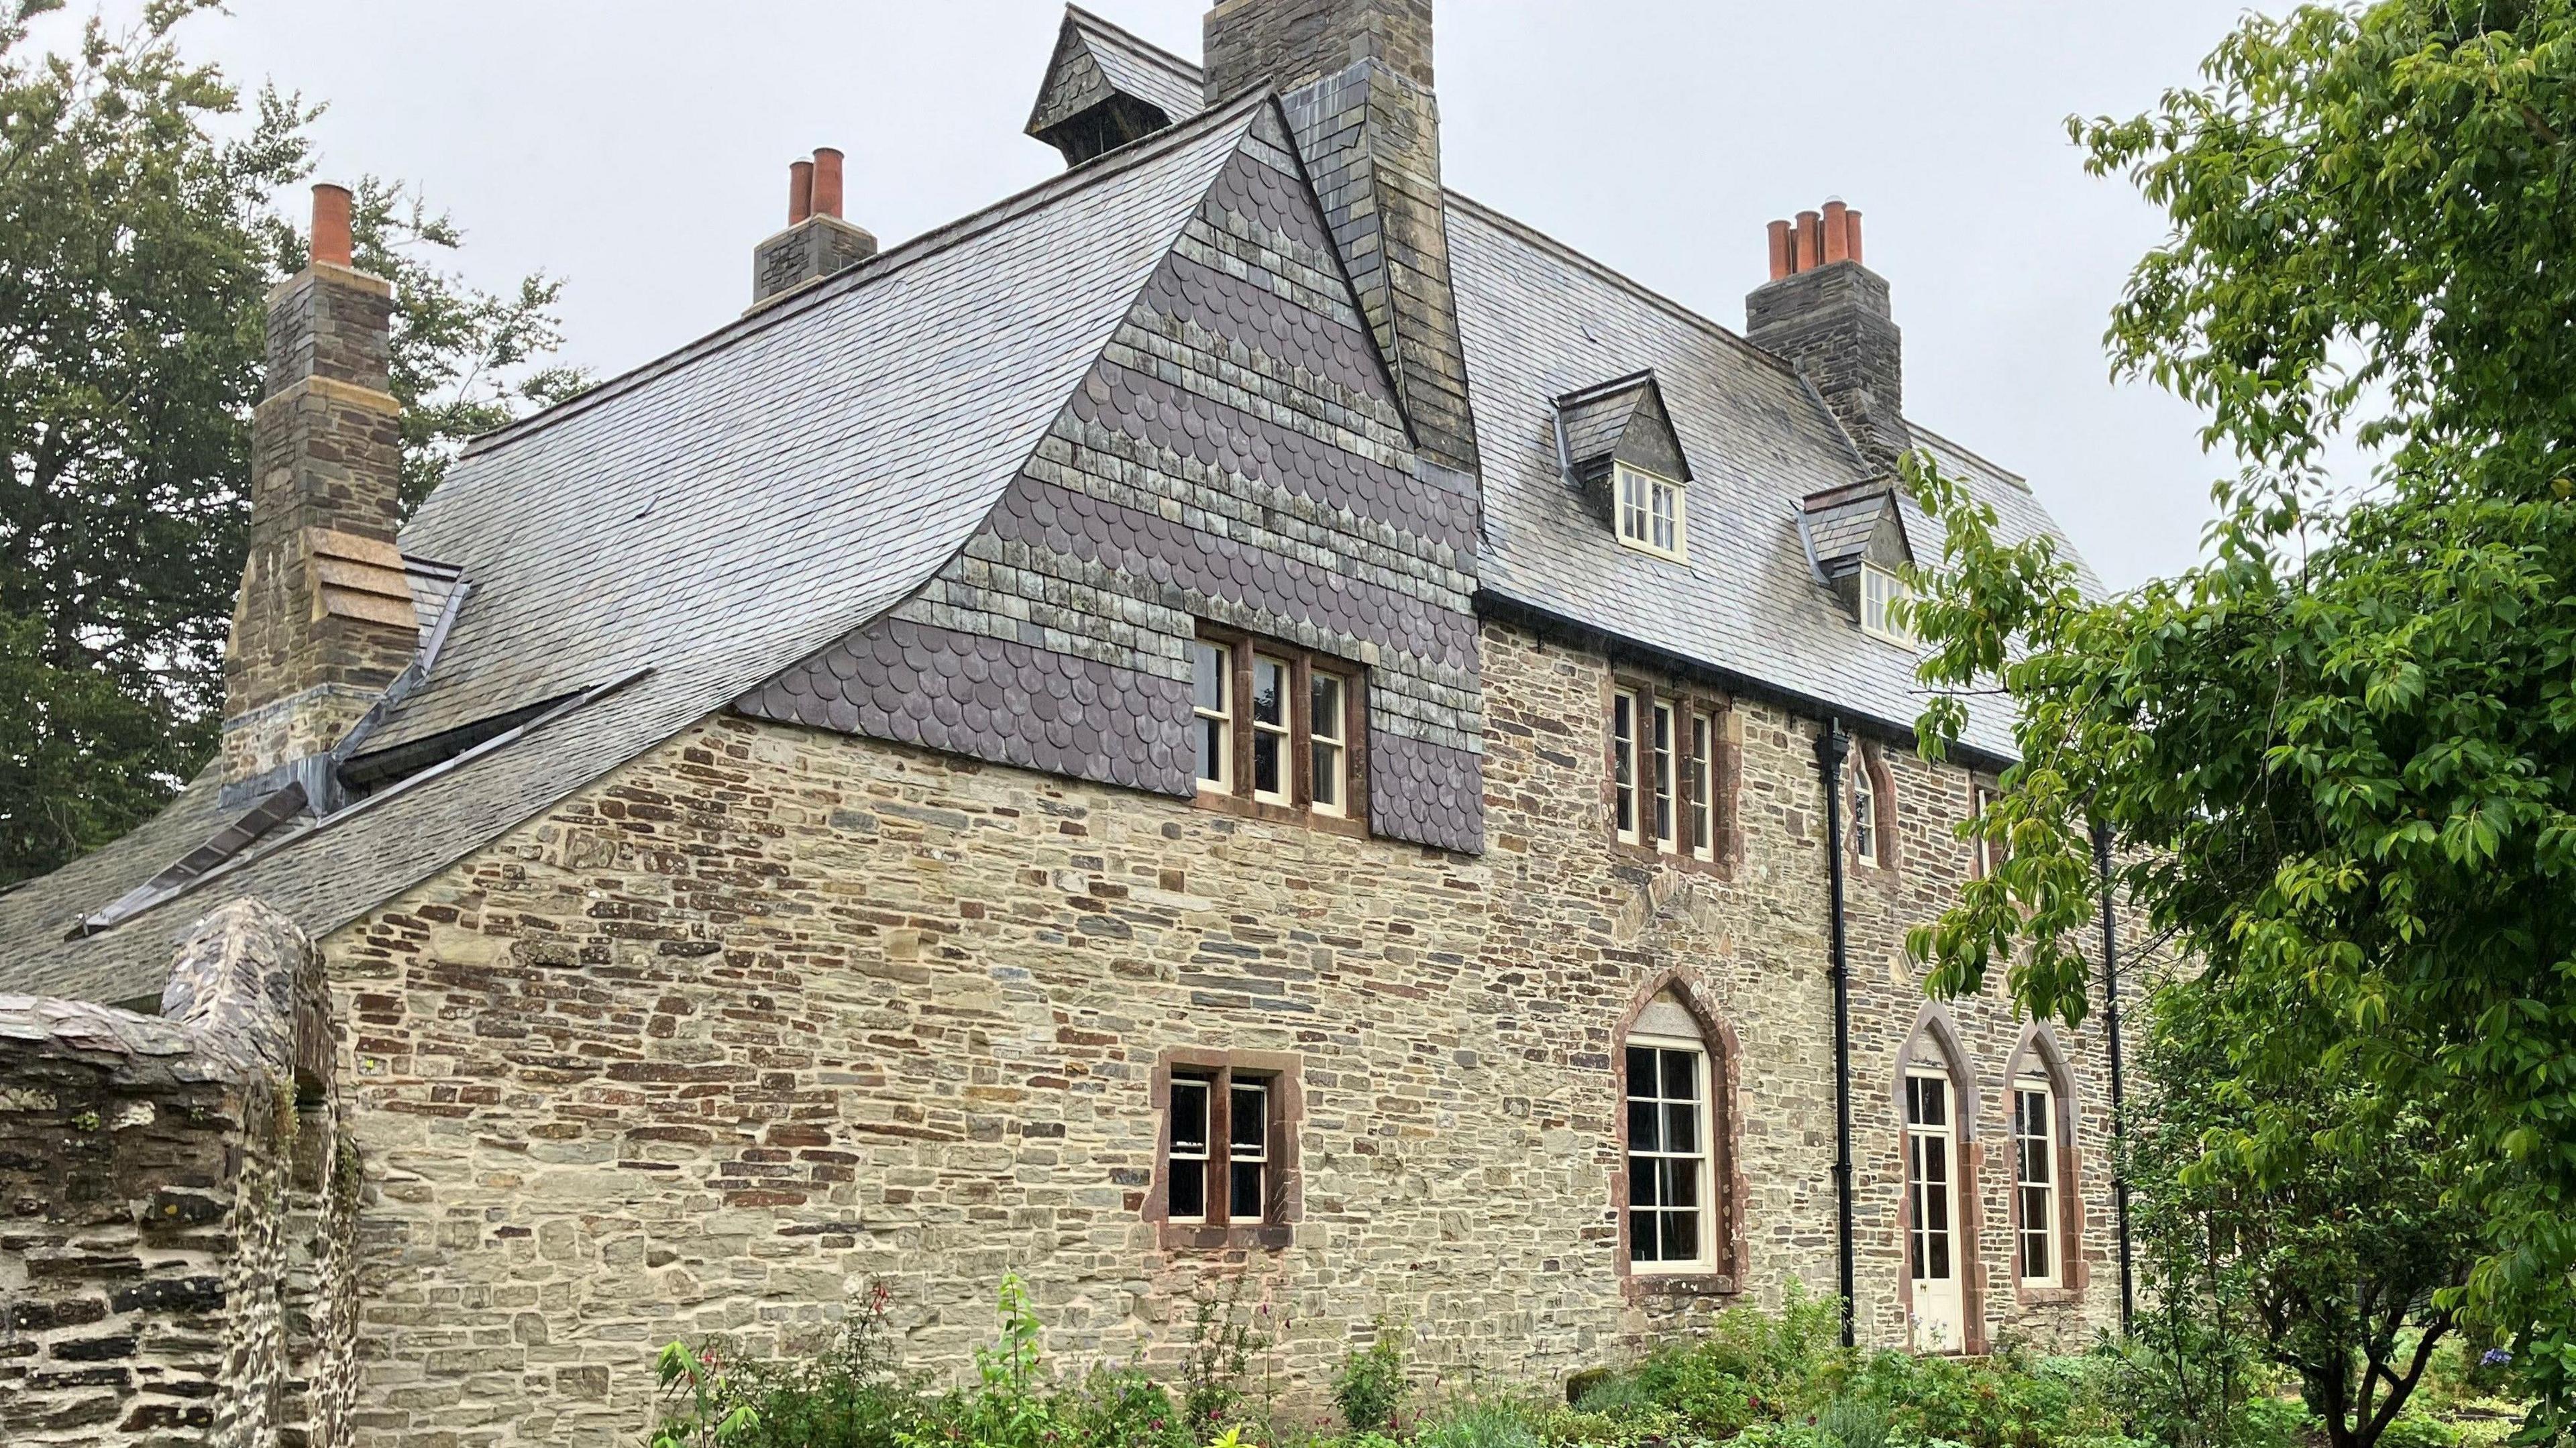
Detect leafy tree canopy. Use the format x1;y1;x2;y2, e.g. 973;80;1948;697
0;0;579;887
1900;0;2576;1423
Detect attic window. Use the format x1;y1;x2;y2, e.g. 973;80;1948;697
1617;463;1686;560
1861;564;1911;643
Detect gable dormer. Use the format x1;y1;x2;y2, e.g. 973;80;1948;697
1554;371;1693;559
1799;482;1914;642
1028;7;1206;166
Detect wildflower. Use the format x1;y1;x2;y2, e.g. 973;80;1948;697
2483;1348;2514;1367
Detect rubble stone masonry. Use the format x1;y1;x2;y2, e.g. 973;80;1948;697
321;618;2120;1447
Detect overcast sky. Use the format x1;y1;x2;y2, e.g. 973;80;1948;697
83;1;2282;590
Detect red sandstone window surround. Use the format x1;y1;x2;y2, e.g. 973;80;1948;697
1613;982;1743;1298
1607;679;1734;867
1147;1048;1302;1250
1191;626;1366;836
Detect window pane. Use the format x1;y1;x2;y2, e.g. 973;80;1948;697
1627;1097;1660;1153
1196;716;1225;786
1172;1079;1209;1152
1663;1209;1699;1262
1652;705;1674;844
1171;1160;1205;1219
1652;482;1678;552
1664;1102;1698;1156
1629;1155;1659;1208
1310;673;1343;743
1230;1161;1265;1221
1662;1049;1698;1102
1311;741;1341;809
1662;1158;1698;1209
1690;714;1712;854
1632;1205;1662;1262
1230;1083;1266;1154
1253;732;1281;795
1192;641;1227;712
1252;659;1286;726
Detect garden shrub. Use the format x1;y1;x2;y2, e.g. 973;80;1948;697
1334;1320;1410;1434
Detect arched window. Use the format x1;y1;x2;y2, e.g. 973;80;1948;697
1619;987;1731;1278
2006;1025;2082;1296
1851;761;1879;862
1898;1014;1981;1353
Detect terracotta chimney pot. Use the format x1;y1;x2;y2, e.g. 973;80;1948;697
311;183;354;270
1796;210;1823;274
811;148;844;221
788;160;814;225
1766;219;1792;281
1822;199;1850;264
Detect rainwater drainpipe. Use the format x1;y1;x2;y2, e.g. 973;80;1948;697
2094;820;2135;1333
1819;719;1858;1347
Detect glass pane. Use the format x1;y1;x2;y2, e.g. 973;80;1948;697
1928;1226;1951;1280
1191;641;1226;712
1663;1158;1698;1209
1230;1161;1265;1221
1310;673;1343;743
1171;1160;1205;1219
1172;1079;1209;1152
1196;716;1224;785
1230;1084;1266;1153
1253;732;1281;796
1627;1097;1660;1153
1625;1047;1655;1097
1311;742;1341;807
1632;1205;1661;1262
1664;1102;1697;1156
1662;1050;1699;1102
1629;1155;1659;1207
1253;658;1285;726
1663;1209;1699;1262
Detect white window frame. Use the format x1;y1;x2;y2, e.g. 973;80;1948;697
1861;563;1912;643
1650;700;1677;852
1308;670;1348;819
2015;1075;2059;1287
1689;710;1716;862
1191;640;1233;793
1612;689;1641;844
1614;462;1687;561
1168;1073;1214;1225
1851;761;1880;863
1972;783;1998;879
1250;653;1293;807
1228;1078;1269;1221
1625;1032;1716;1274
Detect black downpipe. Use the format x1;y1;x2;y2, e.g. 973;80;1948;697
2093;820;2135;1333
1819;720;1858;1347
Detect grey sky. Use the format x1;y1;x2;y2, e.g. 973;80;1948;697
117;1;2273;590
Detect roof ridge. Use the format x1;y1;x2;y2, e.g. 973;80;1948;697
1065;4;1205;82
1443;190;1811;387
455;89;1270;463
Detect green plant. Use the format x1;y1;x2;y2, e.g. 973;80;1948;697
1334;1319;1410;1435
652;1340;762;1448
1179;1278;1271;1439
1413;1393;1546;1448
1818;1390;1892;1448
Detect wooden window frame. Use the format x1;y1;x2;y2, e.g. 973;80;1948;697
2012;1075;2058;1288
1190;638;1234;793
1612;973;1746;1302
1145;1048;1303;1251
1850;743;1896;872
2004;1027;2088;1306
1606;676;1738;874
1191;624;1367;838
1625;1032;1718;1274
1614;461;1688;561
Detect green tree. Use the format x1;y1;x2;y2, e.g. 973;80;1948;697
0;0;579;887
1895;0;2576;1426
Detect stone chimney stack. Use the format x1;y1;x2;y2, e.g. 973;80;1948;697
1202;0;1478;478
222;184;420;803
1746;199;1907;476
750;146;879;309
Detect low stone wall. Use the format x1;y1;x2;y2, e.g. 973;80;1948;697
0;899;357;1447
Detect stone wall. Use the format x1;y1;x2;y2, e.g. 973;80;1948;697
0;899;358;1447
323;617;2121;1445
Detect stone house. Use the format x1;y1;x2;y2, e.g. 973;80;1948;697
0;2;2135;1443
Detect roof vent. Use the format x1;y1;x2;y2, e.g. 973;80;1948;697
749;147;879;311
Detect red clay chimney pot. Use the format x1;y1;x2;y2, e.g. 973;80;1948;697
788;160;815;225
811;148;845;221
1766;219;1792;281
1796;210;1823;274
1822;200;1850;264
1845;209;1864;266
311;182;354;270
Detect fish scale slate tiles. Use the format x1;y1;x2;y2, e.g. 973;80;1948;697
0;95;1285;1007
737;618;1192;795
747;100;1485;855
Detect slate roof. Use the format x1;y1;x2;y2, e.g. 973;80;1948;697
1554;372;1690;482
1799;485;1904;575
0;93;1276;1005
1446;193;2084;762
1067;6;1206;127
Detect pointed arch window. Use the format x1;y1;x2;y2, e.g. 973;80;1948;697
1617;987;1735;1283
1898;1017;1982;1354
2006;1026;2085;1300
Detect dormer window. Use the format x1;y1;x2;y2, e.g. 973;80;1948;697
1617;463;1686;560
1860;563;1911;643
